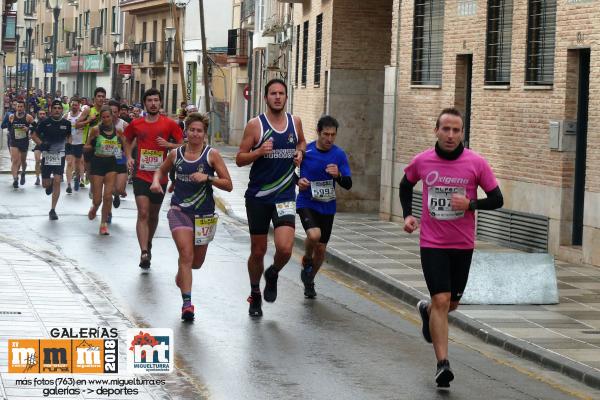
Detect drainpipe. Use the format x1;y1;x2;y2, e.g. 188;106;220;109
388;0;402;220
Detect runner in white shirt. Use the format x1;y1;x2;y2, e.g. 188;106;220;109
65;98;84;193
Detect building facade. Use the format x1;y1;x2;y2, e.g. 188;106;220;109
381;0;600;266
291;0;393;212
120;0;183;113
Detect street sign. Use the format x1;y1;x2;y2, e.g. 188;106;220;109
118;64;132;75
19;63;32;73
44;64;53;73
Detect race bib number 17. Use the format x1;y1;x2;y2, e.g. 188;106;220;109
428;186;465;220
195;214;219;245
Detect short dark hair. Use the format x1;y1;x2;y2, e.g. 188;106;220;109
120;104;129;110
16;99;25;105
317;115;339;133
143;88;162;104
70;97;80;104
435;107;464;130
264;78;287;97
94;87;107;97
108;99;120;108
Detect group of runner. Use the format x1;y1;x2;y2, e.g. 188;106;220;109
3;78;503;388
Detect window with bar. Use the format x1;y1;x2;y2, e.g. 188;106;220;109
411;0;444;85
314;14;323;86
485;0;513;84
295;25;300;86
302;21;308;86
526;0;557;85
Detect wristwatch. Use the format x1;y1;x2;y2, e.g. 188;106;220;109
468;199;477;211
207;175;214;184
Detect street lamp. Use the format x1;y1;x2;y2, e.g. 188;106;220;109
75;36;83;95
15;25;23;91
24;16;37;106
164;26;176;115
111;32;120;99
43;47;51;94
48;0;63;99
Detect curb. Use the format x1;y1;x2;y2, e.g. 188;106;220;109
213;192;600;390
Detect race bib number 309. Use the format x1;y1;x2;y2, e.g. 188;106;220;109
140;149;163;171
428;186;465;220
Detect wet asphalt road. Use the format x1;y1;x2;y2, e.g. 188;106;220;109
0;178;598;400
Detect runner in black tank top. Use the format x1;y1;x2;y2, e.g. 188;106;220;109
236;79;307;317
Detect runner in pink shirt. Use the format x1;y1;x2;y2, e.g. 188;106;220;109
399;107;503;388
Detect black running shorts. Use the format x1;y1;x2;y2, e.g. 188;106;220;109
420;247;474;302
66;144;84;158
245;198;295;235
297;207;335;244
91;156;117;176
133;178;166;205
41;156;66;179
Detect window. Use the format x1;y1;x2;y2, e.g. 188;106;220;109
485;0;513;84
301;21;308;86
258;0;265;31
61;18;64;42
172;84;178;116
111;6;117;33
295;25;300;86
314;14;323;86
142;22;147;42
411;0;445;85
526;0;557;85
24;0;36;16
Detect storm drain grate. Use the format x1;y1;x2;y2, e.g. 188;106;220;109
0;311;22;315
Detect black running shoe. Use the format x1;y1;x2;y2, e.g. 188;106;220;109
13;179;18;189
417;300;432;343
20;172;25;185
263;266;278;303
113;193;121;208
45;185;53;195
435;359;454;388
66;185;72;194
248;292;263;317
139;251;151;269
35;176;40;186
181;304;195;321
49;209;58;220
304;282;316;299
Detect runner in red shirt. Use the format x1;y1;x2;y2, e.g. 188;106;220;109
124;88;183;269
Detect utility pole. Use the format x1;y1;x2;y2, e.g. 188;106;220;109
198;0;211;141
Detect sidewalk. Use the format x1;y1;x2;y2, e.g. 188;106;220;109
214;146;600;390
0;234;196;399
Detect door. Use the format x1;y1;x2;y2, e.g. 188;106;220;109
572;49;590;246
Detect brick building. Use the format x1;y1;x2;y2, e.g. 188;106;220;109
291;0;393;212
381;0;600;266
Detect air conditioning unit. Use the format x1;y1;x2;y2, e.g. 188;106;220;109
265;43;280;70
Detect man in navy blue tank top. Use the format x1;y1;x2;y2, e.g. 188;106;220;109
236;79;306;317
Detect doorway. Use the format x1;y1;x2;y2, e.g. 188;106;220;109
455;55;473;147
572;49;590;246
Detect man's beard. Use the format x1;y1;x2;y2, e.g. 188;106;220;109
147;109;159;116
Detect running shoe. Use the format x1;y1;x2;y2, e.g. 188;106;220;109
99;223;109;235
73;177;80;191
48;209;58;220
20;172;25;185
12;179;18;189
417;300;432;343
35;176;40;186
112;193;120;208
79;180;85;188
181;304;195;321
300;258;316;299
263;266;279;303
139;251;151;269
106;212;112;224
45;185;53;195
435;359;454;388
66;185;72;194
247;292;263;317
83;176;90;185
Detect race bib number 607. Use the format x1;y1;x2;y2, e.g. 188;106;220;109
428;186;466;220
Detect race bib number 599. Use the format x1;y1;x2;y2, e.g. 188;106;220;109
428;186;465;220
